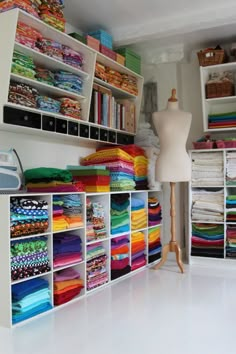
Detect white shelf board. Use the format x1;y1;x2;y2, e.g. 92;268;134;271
206;127;236;132
86;237;109;245
14;42;89;79
110;231;131;239
53;260;85;272
10;73;86;101
11;271;52;285
11;232;51;241
148;224;162;229
191;220;224;224
131;227;148;233
192;185;225;188
94;77;137;99
201;61;236;73
86;281;109;294
206;95;236;104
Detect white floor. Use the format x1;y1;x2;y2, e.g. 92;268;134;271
1;261;236;354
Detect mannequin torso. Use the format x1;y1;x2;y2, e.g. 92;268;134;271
152;101;192;182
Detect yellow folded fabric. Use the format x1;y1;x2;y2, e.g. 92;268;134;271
54;279;84;291
82;148;133;163
27;181;72;188
85;186;110;192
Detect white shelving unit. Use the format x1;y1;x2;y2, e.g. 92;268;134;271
0;9;144;144
200;63;236;132
0;189;162;328
188;148;236;267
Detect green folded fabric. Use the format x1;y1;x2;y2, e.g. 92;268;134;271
24;167;72;183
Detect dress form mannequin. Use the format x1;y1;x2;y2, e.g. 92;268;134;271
152;89;192;273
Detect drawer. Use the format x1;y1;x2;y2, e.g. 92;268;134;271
117;133;134;145
80;124;89;138
108;130;116;143
3;106;41;129
68;121;79;136
100;129;108;142
42;115;56;132
56;118;67;134
90;126;99;140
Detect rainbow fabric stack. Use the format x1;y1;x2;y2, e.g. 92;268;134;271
131;197;147;231
53;194;83;232
54;268;84;306
53;233;83;268
148;197;162;227
110;194;130;235
131;231;146;271
226;225;236;258
0;0;40;18
68;166;110;193
81;148;135;191
148;226;162;263
39;0;65;32
111;236;130;280
120;145;148;190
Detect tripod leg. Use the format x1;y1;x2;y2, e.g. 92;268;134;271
153;244;170;270
174;244;184;273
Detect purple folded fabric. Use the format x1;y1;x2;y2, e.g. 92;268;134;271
131;250;145;261
54;234;81;243
111;257;129;270
54;268;80;281
111;235;129;244
149;220;161;226
111;239;129;249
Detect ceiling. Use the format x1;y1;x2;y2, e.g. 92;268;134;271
64;0;236;47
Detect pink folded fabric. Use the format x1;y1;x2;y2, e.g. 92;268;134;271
54;268;81;281
111;257;129;270
54;254;83;268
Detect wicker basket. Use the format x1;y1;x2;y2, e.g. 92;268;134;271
197;49;225;66
193;141;214;149
206;81;234;98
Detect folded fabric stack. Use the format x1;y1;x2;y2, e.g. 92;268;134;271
95;62;107;81
53;195;69;231
226;225;236;258
10;197;49;238
37;95;61;113
106;68;122;88
191;189;224;222
53;233;83;268
61;194;83;229
39;0;65;32
191;152;224;187
226;196;236;222
59;97;82;119
86;242;108;290
37;38;64;61
16;21;42;49
120;145;148;190
131;231;146;270
35;67;54;85
121;74;138;96
11;236;51;281
226;152;236;185
25;167;82;193
12;50;36;79
131;197;147;230
191;223;224;258
12;278;52;324
54;71;83;94
208;111;236;129
86;198;107;242
68;166;110;193
62;46;84;69
8;81;38;108
82;148;135;191
111;236;130;280
148;226;162;263
148;197;162;227
0;0;40;18
54;268;84;306
110;194;130;235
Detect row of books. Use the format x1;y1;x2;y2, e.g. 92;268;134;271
89;83;135;132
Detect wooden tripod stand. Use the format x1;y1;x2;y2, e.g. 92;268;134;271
153;182;184;273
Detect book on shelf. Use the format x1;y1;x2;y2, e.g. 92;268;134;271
89;83;136;132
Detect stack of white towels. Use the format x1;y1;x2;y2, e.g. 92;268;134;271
191;152;224;187
226;152;236;185
191;189;224;222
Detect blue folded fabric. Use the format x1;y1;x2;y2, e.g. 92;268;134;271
111;225;130;235
12;302;52;324
53;242;82;254
149;247;162;256
12;278;49;301
131;198;145;209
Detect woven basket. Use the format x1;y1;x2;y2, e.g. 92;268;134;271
197;49;225;66
206;81;234;98
193;141;214;149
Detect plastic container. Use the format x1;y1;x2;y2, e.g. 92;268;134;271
86;35;100;51
88;29;113;49
215;140;225;148
116;53;125;66
192;141;214;149
100;45;116;61
223;140;236;148
115;48;141;74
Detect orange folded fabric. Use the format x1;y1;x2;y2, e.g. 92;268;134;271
54;279;84;292
54;284;83;295
111;245;129;256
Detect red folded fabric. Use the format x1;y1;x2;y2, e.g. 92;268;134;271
54;286;84;306
111;257;129;270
